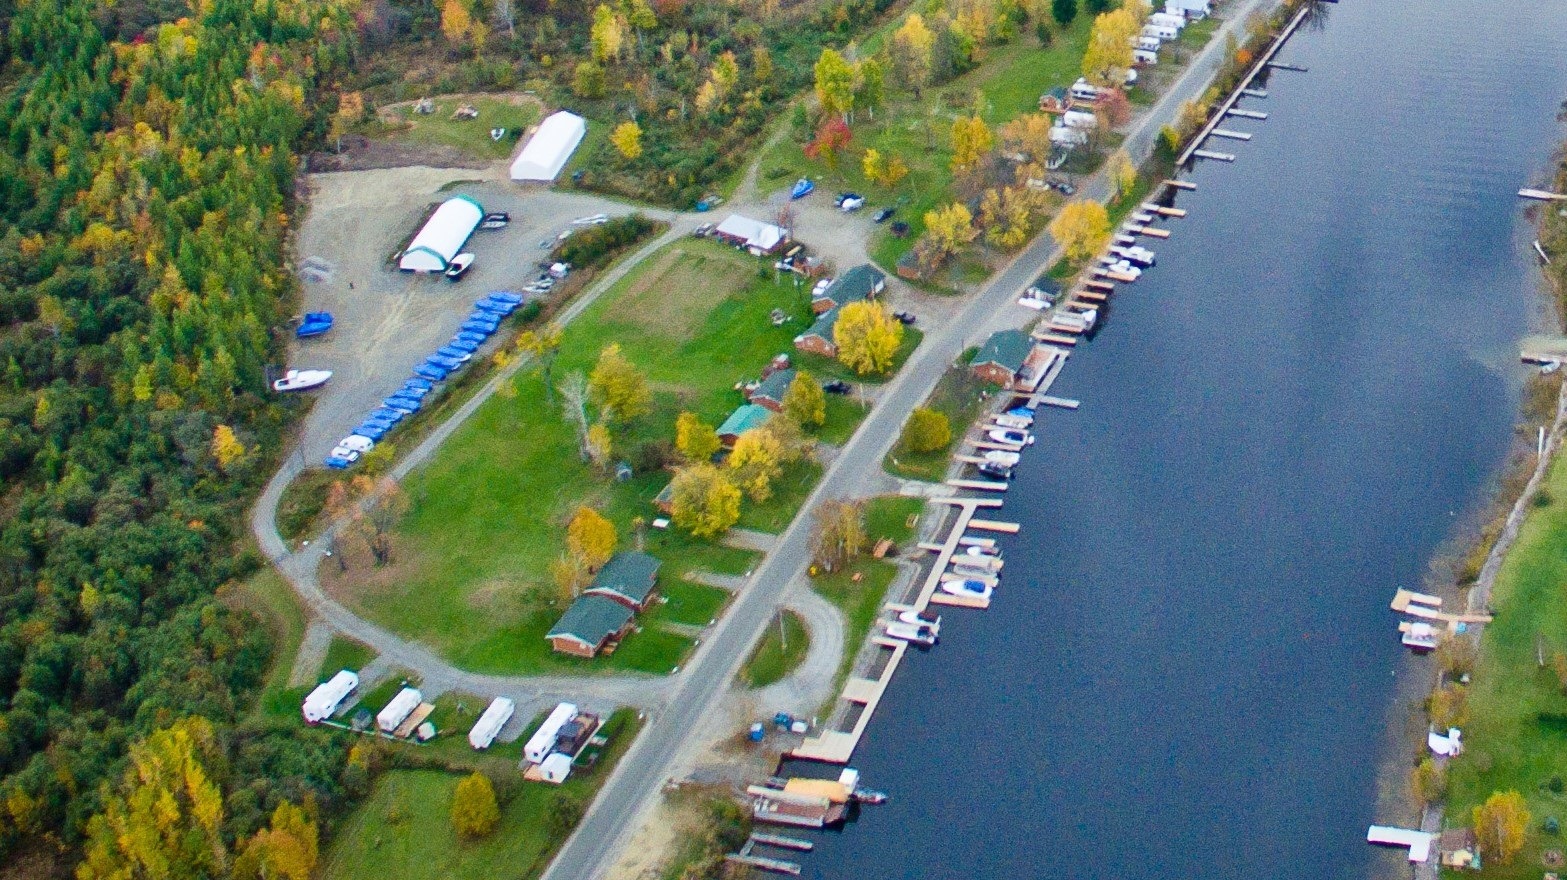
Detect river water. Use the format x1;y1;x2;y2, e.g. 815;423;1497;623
797;1;1567;877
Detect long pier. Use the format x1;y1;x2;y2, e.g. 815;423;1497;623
1177;1;1312;166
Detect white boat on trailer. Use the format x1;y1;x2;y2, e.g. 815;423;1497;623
272;369;332;392
884;620;939;647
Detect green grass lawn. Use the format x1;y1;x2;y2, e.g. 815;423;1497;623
1443;454;1567;877
884;365;992;481
651;579;731;627
320;636;377;681
737;459;824;534
865;495;925;548
322;710;641;880
337;239;843;675
812;559;899;689
382;96;542;160
740;610;809;688
820;394;869;445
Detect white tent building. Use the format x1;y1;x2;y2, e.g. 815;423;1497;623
398;196;484;273
510;111;588;182
301;670;358;724
467;697;516;750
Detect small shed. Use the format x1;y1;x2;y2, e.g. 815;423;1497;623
1438;828;1478;870
539;752;573;784
971;329;1033;386
554;713;601;757
895;250;922;281
398;197;484;273
510;111;587;181
749;368;797;412
713;214;788;255
717;404;772;446
1039;86;1070;114
584;551;662;611
653;479;675;513
811;264;886;314
547;595;636;658
467;697;516;750
794;308;841;358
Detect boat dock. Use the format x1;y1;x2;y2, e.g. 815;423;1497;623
1210;128;1253;140
1084;279;1115;291
1176;1;1311;166
751;833;813;851
1519;188;1567;201
946;478;1009;492
1192;149;1236;162
1141;203;1188;218
1267;61;1308;72
1225;107;1268;120
1390;588;1494;626
1241;88;1268;98
1038;396;1080;410
967;518;1020;533
1164;179;1197;191
1134;225;1172;238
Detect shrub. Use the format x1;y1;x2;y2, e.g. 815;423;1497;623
900;407;952;454
451;772;500;839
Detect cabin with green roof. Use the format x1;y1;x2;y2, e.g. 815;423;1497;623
584;551;662;611
971;329;1033;386
546;594;636;658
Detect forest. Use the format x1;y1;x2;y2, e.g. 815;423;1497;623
0;0;360;871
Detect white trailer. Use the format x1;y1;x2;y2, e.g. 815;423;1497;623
1049;124;1088;147
1062;108;1098;129
468;697;516;750
1164;0;1210;18
1136;35;1161;51
1134;48;1159;65
302;670;358;724
1142;23;1178;41
539;752;573;784
1069;79;1100;103
1148;12;1186;30
376;687;422;733
524;702;578;764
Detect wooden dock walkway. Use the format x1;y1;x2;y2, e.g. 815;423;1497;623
1210;128;1253;140
968;518;1020;533
751;834;814;851
1164;179;1197;191
1226;107;1268;120
1519;188;1567;201
946;478;1009;492
1192;149;1236;162
1136;226;1171;238
1084;279;1115;291
1176;2;1310;166
1141;204;1188;218
1038;395;1080;409
1267;61;1308;72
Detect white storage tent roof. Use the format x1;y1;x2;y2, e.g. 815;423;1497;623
524;702;578;763
398;196;484;273
468;697;516;750
714;214;786;253
510;111;588;182
302;670;358;723
376;687;423;732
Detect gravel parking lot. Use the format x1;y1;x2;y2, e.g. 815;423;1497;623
286;168;653;463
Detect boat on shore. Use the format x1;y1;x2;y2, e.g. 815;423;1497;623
272;369;332;392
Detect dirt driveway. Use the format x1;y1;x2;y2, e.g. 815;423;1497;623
286;167;666;463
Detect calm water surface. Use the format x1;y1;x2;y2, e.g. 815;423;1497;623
800;1;1567;877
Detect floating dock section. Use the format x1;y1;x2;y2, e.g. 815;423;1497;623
1366;826;1433;863
1519;188;1567;201
1193;149;1236;162
1176;1;1311;166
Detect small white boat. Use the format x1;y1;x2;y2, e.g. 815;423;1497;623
1401;622;1438;652
1110;245;1156;266
988;428;1034;446
899;609;941;628
952;557;1002;574
984;450;1021;466
994;413;1032;430
1108;260;1142;280
272;369;332;392
444;253;475;281
941;579;994;601
884;620;937;647
963;545;1001;560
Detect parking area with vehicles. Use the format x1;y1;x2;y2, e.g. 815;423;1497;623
285;169;649;464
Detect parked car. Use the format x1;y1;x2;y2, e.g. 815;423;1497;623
480;212;511;229
1047;177;1076;195
572;213;609;226
872;207;895;224
837;193;865;212
444;253;475;281
693;222;715;237
822;379;852;395
892;310;917;325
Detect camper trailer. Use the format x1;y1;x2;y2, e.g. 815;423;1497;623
1133;48;1159;65
1142;22;1178;41
1069;79;1100;103
1148;11;1186;30
302;670;358;724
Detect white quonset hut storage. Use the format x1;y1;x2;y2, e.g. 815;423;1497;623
301;670;358;723
510;111;588;182
467;697;516;750
524;702;578;764
376;687;423;733
398;196;484;273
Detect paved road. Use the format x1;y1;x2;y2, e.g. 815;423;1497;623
540;0;1281;876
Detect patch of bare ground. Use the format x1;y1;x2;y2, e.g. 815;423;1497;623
307;135;492;173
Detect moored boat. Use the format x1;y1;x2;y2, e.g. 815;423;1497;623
271;369;332;392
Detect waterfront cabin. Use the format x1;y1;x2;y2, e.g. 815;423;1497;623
546;595;636;658
717;403;773;447
971;330;1034;386
795;308;842;358
583;551;662;611
1039;86;1071;114
748;368;796;412
811;264;886;313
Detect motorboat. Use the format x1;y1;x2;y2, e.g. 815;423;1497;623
977;461;1013;480
405;377;435;392
474;298;517;316
295;312;334;338
444;253;475;281
436;345;473;363
941;579;994;601
461;318;499;335
486;291;525;305
884;620;937;647
984;450;1021;466
790;178;815;200
339;435;374;454
479;211;511;229
427;353;466;371
414;362;449;382
398;382;430;399
328;445;360;463
454;330;489;346
899;609;941;628
272;369;332;392
352;422;388;441
368;407;405;424
994;412;1032;430
1110;245;1156;266
1402;622;1438;652
1108;260;1142;280
987;427;1034;446
384;395;422;414
324;453;356;469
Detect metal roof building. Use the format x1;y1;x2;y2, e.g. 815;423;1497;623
510;111;588;182
398;196;484;273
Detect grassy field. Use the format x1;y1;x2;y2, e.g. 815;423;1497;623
381;95;542;160
322;710;641;880
740;610;810;688
812;559;899;688
885;365;993;481
865;495;926;549
335;238;874;675
651;579;732;627
320;636;377;680
1443;453;1567;877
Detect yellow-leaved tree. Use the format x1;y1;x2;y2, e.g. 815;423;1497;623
782;371;826;428
232;802;320;880
440;0;472;43
1083;9;1138;87
78;718;229;880
890;13;935;96
1473;790;1529;865
675;411;721;463
451;772;501;839
1107;149;1137;201
729;427;784;502
611;120;643;160
950;115;994;174
1048;199;1111;261
833;301;904;376
211;424;246;471
670;464;742;538
588;342;651;422
567;506;618;571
